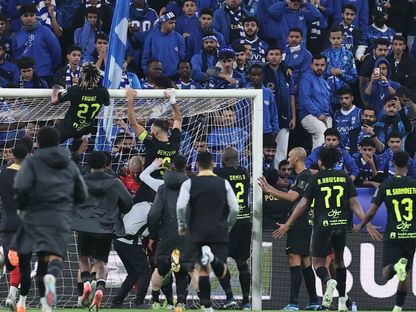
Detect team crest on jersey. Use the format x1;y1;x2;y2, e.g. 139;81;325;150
299;16;304;21
294;54;298;59
175;46;178;52
266;82;275;90
343;56;348;61
264;100;269;106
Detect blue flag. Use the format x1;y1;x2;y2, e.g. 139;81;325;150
96;0;129;151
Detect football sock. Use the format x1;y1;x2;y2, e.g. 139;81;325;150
36;259;48;297
315;266;330;285
237;262;250;305
47;259;62;278
336;268;347;297
289;266;302;304
80;271;91;284
91;271;97;281
199;275;212;308
10;265;21;288
211;257;226;278
18;295;27;306
19;254;32;297
174;270;188;304
96;279;106;292
77;282;84;296
396;291;407;307
219;270;234;300
303;265;318;303
161;281;174;305
151;290;160;303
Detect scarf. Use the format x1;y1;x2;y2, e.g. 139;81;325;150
37;0;57;28
224;5;245;43
65;64;81;89
85;0;101;8
130;3;149;20
119;73;130;89
19;74;45;89
275;68;290;124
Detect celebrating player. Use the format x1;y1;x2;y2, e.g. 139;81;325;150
214;147;251;310
274;147;381;311
176;151;239;312
12;127;88;311
51;63;110;143
354;151;416;312
0;144;28;311
126;87;182;203
259;147;319;311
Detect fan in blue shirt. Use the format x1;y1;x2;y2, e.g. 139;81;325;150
352;138;385;187
175;60;202;89
334;87;362;152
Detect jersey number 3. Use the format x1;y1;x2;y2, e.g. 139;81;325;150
392;198;414;222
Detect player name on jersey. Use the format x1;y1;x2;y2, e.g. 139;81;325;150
386;187;416;196
317;176;347;184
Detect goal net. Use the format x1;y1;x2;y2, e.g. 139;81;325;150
0;89;264;309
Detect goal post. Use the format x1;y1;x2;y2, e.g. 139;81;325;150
0;88;263;309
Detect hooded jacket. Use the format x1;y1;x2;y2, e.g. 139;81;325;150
141;26;186;77
266;1;322;48
13;146;87;256
363;57;401;119
12;22;62;77
147;170;191;258
72;171;133;236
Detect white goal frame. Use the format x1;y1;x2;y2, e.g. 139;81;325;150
0;88;264;310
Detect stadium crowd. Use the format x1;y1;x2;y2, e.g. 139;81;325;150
1;1;416;312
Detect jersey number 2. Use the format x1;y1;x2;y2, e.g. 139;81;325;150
77;103;101;119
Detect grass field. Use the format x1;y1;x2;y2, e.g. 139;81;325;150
0;309;396;312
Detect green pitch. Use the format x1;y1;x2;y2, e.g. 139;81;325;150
0;309;396;312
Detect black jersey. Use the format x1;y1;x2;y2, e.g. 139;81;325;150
134;128;181;203
139;128;181;178
304;169;357;229
290;169;313;230
214;166;250;222
263;191;291;230
372;175;416;240
59;85;110;132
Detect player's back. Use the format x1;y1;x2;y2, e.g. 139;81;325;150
306;169;356;229
214;166;250;222
374;175;416;240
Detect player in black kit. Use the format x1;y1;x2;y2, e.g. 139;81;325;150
214;147;251;310
259;147;319;311
354;151;416;312
126;88;182;203
275;147;381;311
51;64;110;143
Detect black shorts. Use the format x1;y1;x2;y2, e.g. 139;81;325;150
228;222;252;261
77;232;112;263
56;122;92;143
192;242;228;266
311;227;347;258
382;239;416;270
286;228;312;257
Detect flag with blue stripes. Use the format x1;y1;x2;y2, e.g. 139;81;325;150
96;0;129;151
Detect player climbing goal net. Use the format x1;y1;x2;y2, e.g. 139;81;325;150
0;89;264;309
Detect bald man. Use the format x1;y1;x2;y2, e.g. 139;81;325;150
258;147;319;310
